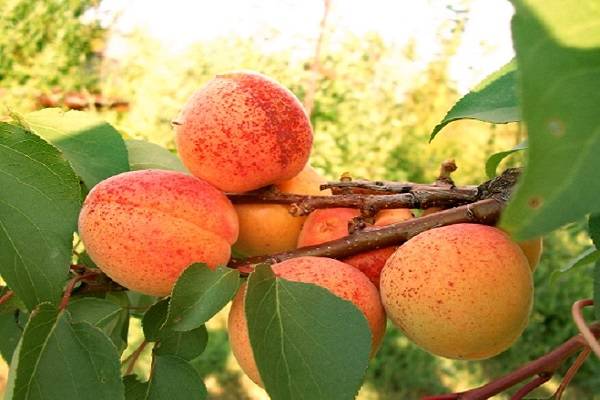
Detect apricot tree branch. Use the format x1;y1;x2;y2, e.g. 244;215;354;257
421;322;600;400
229;168;520;218
510;372;552;400
572;299;600;358
229;198;504;270
553;347;591;399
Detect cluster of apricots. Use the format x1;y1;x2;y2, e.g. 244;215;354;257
78;72;542;387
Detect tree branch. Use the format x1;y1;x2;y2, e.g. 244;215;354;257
422;322;600;400
229;198;504;270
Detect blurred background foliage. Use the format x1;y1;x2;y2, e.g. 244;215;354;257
0;1;597;399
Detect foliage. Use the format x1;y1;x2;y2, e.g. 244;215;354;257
0;0;105;110
1;0;600;399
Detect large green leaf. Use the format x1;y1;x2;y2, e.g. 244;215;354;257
122;357;207;400
500;0;600;239
0;123;81;309
164;264;240;332
6;303;124;400
0;313;23;362
594;260;600;321
67;297;128;351
142;299;208;361
126;140;187;172
430;60;519;141
245;265;371;400
20;108;130;189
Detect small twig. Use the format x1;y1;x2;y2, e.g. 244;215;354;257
571;299;600;358
510;372;552;400
124;340;148;376
553;348;591;399
59;272;99;310
0;290;14;306
436;159;457;186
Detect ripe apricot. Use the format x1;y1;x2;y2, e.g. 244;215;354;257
297;208;413;287
174;71;313;192
228;256;386;386
234;165;330;256
78;170;238;296
517;237;543;271
380;223;533;360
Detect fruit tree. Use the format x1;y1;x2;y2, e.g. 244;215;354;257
0;1;599;399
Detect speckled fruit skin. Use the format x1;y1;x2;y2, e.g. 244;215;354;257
297;208;413;287
234;165;330;256
517;237;543;271
380;223;533;360
174;71;313;192
228;256;387;387
78;170;239;296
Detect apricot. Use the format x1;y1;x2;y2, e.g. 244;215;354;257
297;208;413;287
234;165;330;256
380;223;533;360
78;170;239;296
174;71;313;192
228;256;386;386
517;237;543;271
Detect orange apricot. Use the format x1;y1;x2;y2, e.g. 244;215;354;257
234;165;330;256
297;208;413;287
228;256;386;386
174;71;313;192
517;237;543;271
380;223;533;360
78;170;238;296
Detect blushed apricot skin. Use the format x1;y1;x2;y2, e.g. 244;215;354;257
174;71;313;192
518;237;543;271
78;170;239;296
228;256;387;387
234;165;330;256
297;208;413;287
380;223;533;360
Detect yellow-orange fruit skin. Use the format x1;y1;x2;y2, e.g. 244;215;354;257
518;237;543;271
175;71;313;192
78;170;239;296
380;223;533;360
234;165;330;256
228;256;387;387
297;208;413;287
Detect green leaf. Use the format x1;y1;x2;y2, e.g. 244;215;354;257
126;140;187;172
0;313;23;361
0;123;81;309
560;248;600;273
165;264;240;332
142;299;169;341
588;214;600;249
123;375;148;400
126;292;157;318
20;108;129;188
500;1;600;240
67;297;128;351
430;60;519;141
154;325;208;361
148;356;207;400
6;303;124;400
245;264;371;400
143;299;208;360
594;260;600;321
0;287;24;314
122;357;207;400
485;141;528;179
